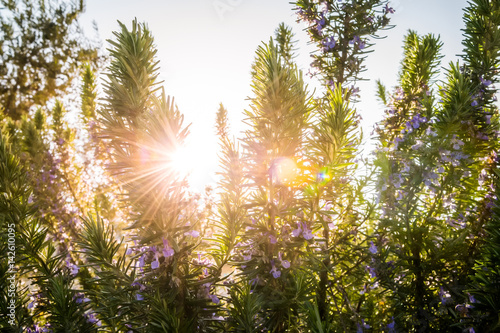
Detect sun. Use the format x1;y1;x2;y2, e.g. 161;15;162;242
170;144;196;178
270;157;299;185
166;139;216;191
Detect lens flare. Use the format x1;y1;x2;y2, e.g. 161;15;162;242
270;157;298;185
316;167;331;184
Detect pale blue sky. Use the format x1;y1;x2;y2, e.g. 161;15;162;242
80;0;471;190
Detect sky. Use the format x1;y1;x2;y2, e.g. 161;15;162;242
80;0;470;191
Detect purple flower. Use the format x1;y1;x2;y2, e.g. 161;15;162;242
86;312;102;326
300;222;313;240
65;257;79;276
423;176;433;186
394;136;404;148
185;230;200;238
471;100;479;107
291;224;302;237
209;294;220;304
163;241;174;257
162;239;175;257
138;254;146;268
136;293;143;301
322;36;336;51
387;318;396;333
74;293;91;304
125;247;133;255
318;16;326;27
369;241;377;254
151;255;160;269
27;324;44;333
270;260;281;278
477;132;489;140
351;86;361;97
426;127;437;137
269;235;277;244
131;281;146;291
384;4;395;14
480;77;492;86
149;245;158;254
278;252;291;269
366;265;376;278
302;228;313;240
71;264;79;276
316;13;326;33
349;35;365;49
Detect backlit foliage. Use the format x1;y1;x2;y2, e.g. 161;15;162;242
1;0;500;332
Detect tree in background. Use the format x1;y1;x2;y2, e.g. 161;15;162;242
0;0;100;120
0;0;104;245
0;1;111;331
